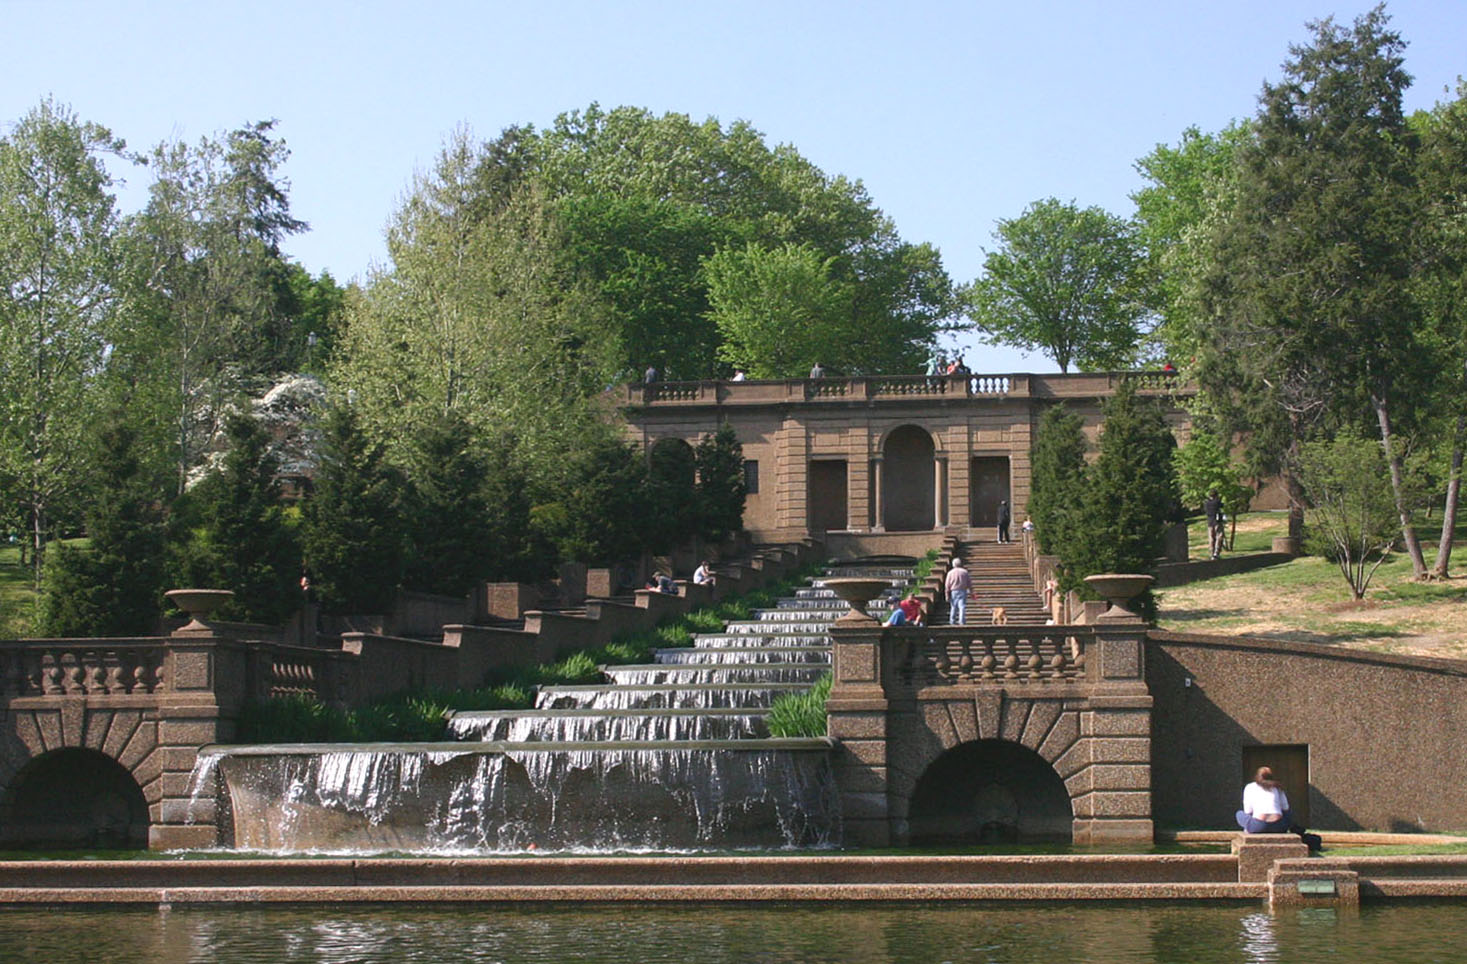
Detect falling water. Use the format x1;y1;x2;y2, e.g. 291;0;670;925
446;710;770;742
209;743;840;853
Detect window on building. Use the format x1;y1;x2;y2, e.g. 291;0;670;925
744;460;759;494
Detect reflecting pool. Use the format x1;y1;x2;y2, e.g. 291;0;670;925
2;902;1465;963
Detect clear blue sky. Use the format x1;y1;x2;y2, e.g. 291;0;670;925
5;0;1463;372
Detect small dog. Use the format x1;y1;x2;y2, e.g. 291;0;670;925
990;607;1008;626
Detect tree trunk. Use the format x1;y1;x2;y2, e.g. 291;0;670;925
1432;411;1464;578
1373;393;1428;579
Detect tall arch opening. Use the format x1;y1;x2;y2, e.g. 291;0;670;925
908;739;1072;844
0;748;149;849
882;425;935;531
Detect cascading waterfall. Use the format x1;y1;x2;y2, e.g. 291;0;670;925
209;743;839;853
188;561;912;854
446;710;769;742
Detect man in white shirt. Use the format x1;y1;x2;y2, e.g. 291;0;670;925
944;558;971;626
693;560;715;587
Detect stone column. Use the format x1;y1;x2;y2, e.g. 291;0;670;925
148;633;249;850
1072;616;1155;845
934;455;948;528
871;456;885;531
827;617;891;847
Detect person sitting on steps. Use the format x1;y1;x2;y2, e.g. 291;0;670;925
1236;766;1291;834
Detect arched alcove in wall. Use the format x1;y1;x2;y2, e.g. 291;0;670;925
907;739;1072;844
0;748;150;849
882;425;935;531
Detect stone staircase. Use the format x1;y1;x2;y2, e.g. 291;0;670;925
945;539;1049;625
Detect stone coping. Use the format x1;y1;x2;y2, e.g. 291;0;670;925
198;738;835;755
1167;830;1467;847
1149;630;1467;678
2;851;1463;904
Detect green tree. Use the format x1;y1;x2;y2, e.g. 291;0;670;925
1131;123;1250;361
1414;83;1467;577
1172;424;1254;549
1197;8;1426;570
964;198;1151;372
705;241;853;377
1298;435;1414;598
113;120;307;494
0;99;123;582
645;439;698;554
695;423;747;544
300;403;407;612
1027;404;1088;558
170;412;299;624
1055;383;1180;617
533;433;648;567
39;414;166;636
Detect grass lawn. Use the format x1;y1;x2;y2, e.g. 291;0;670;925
0;544;38;638
1161;512;1467;659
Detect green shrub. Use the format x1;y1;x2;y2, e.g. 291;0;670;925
767;672;831;738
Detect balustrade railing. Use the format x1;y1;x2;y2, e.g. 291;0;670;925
0;641;168;697
890;626;1088;688
246;643;346;702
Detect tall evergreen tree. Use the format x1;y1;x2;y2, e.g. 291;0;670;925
1027;405;1088;558
301;404;406;612
695;424;747;544
170;411;299;623
1198;7;1426;569
532;433;648;568
40;414;166;636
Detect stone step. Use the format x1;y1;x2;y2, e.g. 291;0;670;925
535;683;811;710
721;620;837;634
655;646;831;665
601;664;829;686
693;633;830;648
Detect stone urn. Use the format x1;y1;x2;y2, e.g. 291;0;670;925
823;578;892;625
165;589;235;634
1083;574;1154;622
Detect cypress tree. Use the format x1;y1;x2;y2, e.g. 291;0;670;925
301;404;407;612
171;411;300;624
40;415;166;636
695;423;747;544
1027;404;1087;557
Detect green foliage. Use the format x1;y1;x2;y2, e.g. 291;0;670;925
1041;384;1180;617
645;438;699;554
301;403;407;611
39;415;165;636
0;98;123;582
169;411;299;623
1028;405;1088;557
1173;427;1253;548
399;411;540;596
533;433;648;567
695;424;747;544
1298;435;1417;599
767;672;831;738
964;198;1151;373
912;548;940;584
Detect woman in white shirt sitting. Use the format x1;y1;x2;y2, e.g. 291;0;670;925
1235;766;1292;833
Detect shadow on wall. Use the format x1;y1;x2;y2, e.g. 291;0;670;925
1146;645;1355;832
0;747;150;849
907;739;1073;844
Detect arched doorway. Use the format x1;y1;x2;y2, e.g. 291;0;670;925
882;425;935;531
647;437;697;544
908;739;1072;844
0;748;149;849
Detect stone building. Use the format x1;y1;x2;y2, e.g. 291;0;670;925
622;370;1192;542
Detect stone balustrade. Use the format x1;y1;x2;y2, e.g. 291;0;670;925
626;370;1191;408
0;640;169;696
891;628;1087;688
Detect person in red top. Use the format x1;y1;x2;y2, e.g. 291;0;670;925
885;595;924;626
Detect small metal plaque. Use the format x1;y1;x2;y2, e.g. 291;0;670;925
1297;879;1337;895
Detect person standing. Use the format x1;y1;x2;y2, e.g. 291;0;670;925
996;499;1011;544
809;361;825;379
944;558;971;626
1203;489;1225;560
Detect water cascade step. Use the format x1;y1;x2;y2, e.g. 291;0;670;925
195;557;914;853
